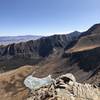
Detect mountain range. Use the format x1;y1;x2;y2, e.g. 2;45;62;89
0;31;81;71
0;24;100;100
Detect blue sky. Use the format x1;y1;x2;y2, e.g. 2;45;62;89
0;0;100;36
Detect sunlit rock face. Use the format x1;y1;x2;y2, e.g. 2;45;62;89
25;73;100;100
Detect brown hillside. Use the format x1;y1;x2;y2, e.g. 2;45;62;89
0;66;36;100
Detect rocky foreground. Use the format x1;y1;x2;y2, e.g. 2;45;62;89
25;73;100;100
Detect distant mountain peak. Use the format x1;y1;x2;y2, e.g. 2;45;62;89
72;31;80;33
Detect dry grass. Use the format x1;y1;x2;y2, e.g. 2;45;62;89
0;65;35;100
69;45;100;53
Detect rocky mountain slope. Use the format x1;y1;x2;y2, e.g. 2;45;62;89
0;31;81;72
0;31;80;58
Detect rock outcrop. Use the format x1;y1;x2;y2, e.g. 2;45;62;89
25;73;100;100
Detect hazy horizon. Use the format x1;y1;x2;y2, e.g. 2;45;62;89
0;31;77;37
0;0;99;36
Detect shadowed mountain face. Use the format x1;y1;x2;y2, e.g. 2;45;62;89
0;31;81;58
